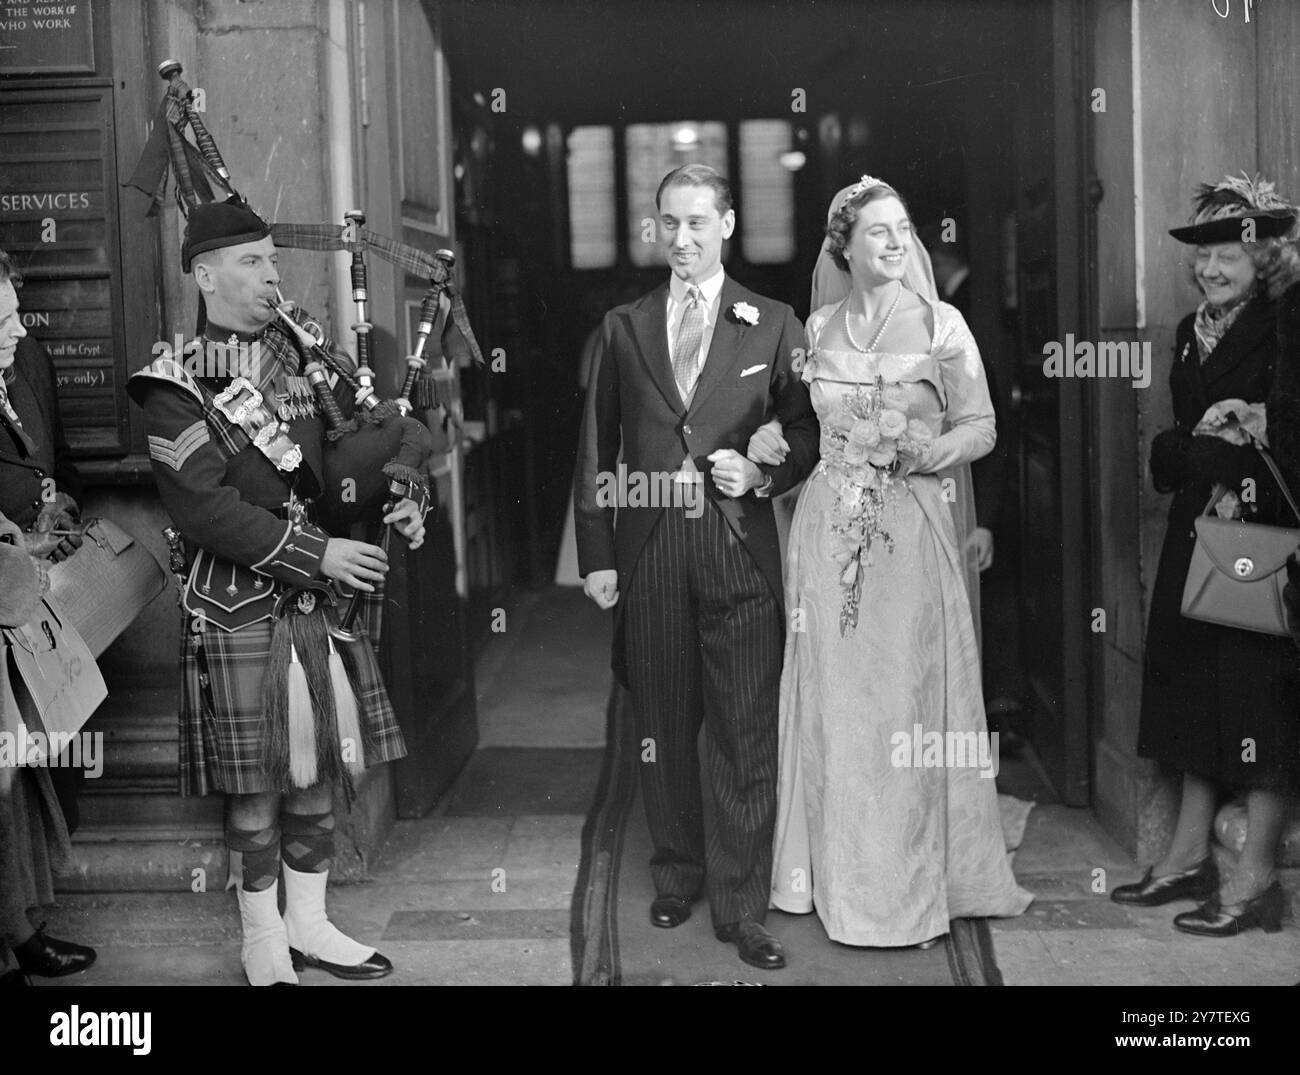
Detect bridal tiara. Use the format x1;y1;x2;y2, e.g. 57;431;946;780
847;173;889;198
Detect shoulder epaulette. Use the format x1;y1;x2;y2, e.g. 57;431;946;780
127;353;204;405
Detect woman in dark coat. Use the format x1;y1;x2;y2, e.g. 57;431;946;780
0;249;95;983
1112;175;1299;936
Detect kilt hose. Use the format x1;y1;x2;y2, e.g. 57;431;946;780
178;611;406;797
622;498;784;930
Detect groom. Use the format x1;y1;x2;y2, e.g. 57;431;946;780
576;164;819;970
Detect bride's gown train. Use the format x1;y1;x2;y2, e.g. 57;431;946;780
770;299;1032;947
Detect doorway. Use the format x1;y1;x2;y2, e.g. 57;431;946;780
438;0;1093;804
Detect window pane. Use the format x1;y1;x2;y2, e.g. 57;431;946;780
626;122;728;267
398;0;442;215
567;126;617;269
739;120;795;264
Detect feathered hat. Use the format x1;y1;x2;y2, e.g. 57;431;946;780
1169;172;1297;245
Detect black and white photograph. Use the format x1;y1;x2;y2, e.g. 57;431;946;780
1;0;1298;1038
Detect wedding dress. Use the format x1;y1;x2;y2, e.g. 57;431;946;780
769;294;1032;945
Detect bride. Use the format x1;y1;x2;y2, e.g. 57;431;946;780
753;177;1032;946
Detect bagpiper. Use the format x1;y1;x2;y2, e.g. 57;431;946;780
127;198;426;985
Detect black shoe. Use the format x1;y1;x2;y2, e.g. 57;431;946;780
1110;856;1218;907
715;920;786;971
649;896;694;929
1173;882;1286;937
13;926;96;978
289;947;393;980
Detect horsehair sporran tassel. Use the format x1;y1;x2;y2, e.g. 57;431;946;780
286;641;319;789
333;630;383;757
289;606;345;787
262;616;294;788
327;634;365;776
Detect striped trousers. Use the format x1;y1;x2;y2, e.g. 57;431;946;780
623;500;783;928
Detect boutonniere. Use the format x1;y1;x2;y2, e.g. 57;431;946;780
731;301;760;326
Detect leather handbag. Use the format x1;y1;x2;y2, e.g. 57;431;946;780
46;517;169;658
3;594;108;764
1180;446;1300;637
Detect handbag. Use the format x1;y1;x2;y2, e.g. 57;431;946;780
1180;445;1300;637
2;594;107;765
46;517;169;658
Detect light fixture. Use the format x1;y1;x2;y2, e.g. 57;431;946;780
521;126;542;155
779;150;806;172
673;124;699;148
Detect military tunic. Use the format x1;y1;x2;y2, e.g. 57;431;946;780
127;319;406;796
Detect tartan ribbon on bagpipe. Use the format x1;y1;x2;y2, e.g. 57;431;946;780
124;93;235;214
271;223;484;368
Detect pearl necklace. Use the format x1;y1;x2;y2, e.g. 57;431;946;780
844;282;902;353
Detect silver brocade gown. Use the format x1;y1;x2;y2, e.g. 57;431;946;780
770;299;1033;946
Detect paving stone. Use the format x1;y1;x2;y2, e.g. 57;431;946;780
383;908;571;942
440;748;604;816
372;816;513;880
502;814;584;872
993;897;1138;931
298;940;572;986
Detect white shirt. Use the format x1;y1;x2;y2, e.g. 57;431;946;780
665;267;725;371
665;268;724;474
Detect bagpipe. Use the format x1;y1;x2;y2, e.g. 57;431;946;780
132;60;485;793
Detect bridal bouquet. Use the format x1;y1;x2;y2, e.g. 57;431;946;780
825;376;933;636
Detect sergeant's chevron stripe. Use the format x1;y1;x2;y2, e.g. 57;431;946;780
148;420;210;471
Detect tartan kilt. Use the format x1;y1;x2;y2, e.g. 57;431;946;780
178;610;406;797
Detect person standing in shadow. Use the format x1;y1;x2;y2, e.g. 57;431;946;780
922;223;1023;751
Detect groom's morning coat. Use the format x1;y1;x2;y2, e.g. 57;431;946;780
575;276;819;676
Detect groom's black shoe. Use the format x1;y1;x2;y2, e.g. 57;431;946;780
715;920;786;970
650;896;694;929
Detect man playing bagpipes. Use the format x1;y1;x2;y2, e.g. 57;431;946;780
127;199;427;986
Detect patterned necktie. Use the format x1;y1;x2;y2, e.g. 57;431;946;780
0;376;36;456
671;285;705;399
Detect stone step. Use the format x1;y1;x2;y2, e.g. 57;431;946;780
63;825;228;893
85;704;179;786
78;788;219;829
87;687;179;730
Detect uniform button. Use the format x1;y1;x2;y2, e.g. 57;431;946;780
683;424;693;436
30;499;41;510
34;469;44;479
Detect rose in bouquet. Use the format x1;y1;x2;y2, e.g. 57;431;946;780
825;376;933;635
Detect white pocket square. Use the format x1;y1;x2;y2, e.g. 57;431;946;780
740;364;767;378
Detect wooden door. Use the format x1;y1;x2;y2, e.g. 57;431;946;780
1012;0;1092;805
378;0;478;817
